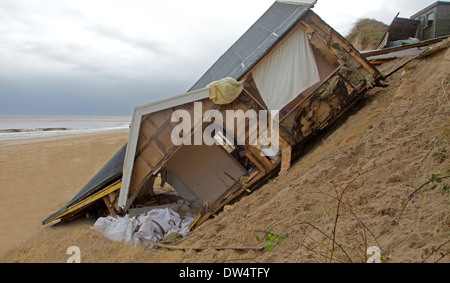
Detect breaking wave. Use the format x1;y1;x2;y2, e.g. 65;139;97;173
0;116;131;141
0;128;70;133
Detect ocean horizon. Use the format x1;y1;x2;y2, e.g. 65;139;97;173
0;115;131;141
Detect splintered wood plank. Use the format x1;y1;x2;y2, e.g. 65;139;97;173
248;146;273;170
139;238;264;251
246;151;267;174
279;138;292;173
305;11;380;77
44;181;122;225
103;196;116;217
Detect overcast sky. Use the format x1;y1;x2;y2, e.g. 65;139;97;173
0;0;438;116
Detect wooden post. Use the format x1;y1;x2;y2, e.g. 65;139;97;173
279;138;292;175
103;195;117;217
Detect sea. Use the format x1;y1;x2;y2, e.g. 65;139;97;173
0;116;131;141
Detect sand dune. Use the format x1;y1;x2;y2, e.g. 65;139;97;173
1;41;449;263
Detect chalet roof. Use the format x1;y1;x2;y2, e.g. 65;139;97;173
411;1;450;19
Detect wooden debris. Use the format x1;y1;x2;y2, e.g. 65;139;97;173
139;238;264;251
102;196;116;217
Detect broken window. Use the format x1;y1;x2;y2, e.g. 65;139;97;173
215;130;248;170
427;12;434;27
214;131;235;153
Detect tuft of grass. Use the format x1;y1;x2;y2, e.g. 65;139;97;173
256;228;289;253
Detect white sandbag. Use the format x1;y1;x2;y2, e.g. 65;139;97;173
93;214;139;244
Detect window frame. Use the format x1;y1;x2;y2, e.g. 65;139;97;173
426;12;434;27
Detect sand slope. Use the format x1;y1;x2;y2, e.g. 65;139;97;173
1;43;449;263
0;131;128;259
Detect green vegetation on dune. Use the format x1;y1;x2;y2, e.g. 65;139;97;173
346;18;389;51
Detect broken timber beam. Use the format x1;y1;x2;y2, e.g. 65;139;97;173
103;196;117;217
279;138;292;174
43;181;122;225
139;238;264;251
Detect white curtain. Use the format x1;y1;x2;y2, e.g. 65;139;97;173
252;27;320;111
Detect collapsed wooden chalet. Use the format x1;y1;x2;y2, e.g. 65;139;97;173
377;13;421;50
43;0;381;228
366;1;450;69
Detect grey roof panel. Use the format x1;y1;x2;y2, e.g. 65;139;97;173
43;144;126;224
210;47;242;80
232;25;272;61
188;1;314;92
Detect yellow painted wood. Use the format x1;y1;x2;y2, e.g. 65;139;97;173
44;182;121;224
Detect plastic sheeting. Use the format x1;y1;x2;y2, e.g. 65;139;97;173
93;206;196;247
207;77;244;105
252;27;320;111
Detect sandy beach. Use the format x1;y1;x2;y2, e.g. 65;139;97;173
0;130;129;257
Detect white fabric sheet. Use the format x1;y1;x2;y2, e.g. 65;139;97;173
252;27;320;111
93;206;195;247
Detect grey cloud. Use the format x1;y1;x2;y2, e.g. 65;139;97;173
0;0;83;28
7;40;151;81
10;40;104;74
0;0;28;23
359;0;438;23
0;74;191;116
3;0;437;117
86;23;174;55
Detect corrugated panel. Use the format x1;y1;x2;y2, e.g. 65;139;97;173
188;1;313;92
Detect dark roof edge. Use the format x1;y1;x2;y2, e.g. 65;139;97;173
411;1;450;19
42;144;126;225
